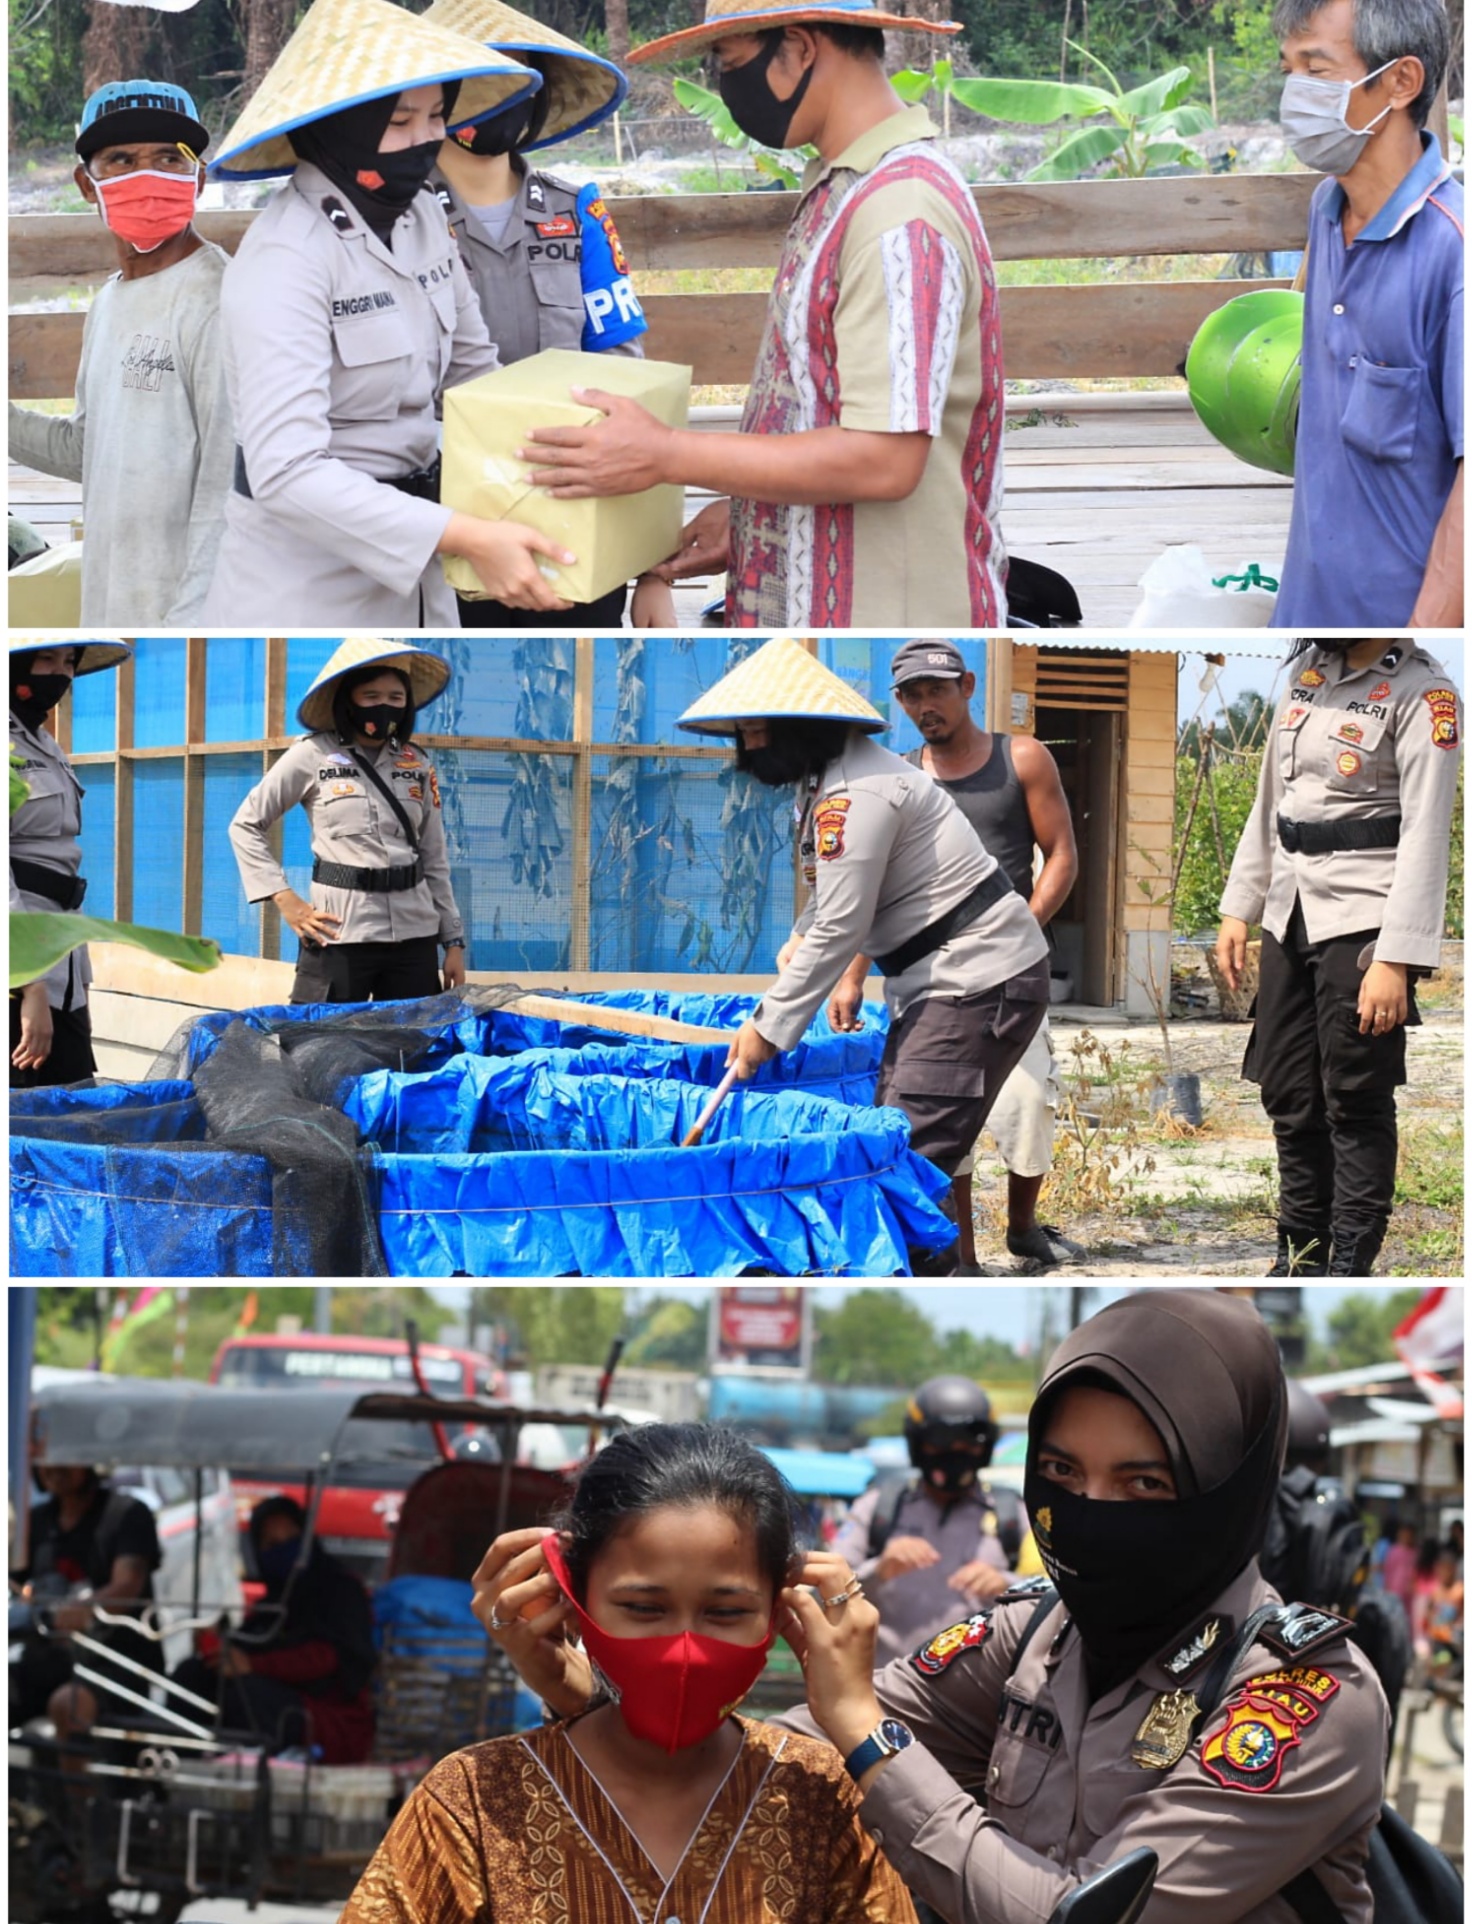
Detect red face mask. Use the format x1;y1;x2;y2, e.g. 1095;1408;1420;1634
93;170;198;253
543;1533;775;1754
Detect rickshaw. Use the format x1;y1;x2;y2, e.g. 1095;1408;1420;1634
11;1375;623;1924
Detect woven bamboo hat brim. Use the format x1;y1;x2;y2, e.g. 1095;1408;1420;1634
212;0;541;180
677;636;887;736
8;636;132;676
425;0;626;147
630;0;960;66
298;640;453;732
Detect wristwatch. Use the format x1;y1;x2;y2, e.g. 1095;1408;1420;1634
843;1716;915;1781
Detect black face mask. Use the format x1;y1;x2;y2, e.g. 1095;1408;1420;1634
1024;1408;1284;1683
919;1449;983;1496
719;36;814;149
290;89;457;241
741;740;817;787
10;670;73;730
347;700;406;744
453;93;542;157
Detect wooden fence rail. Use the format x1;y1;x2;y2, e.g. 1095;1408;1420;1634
10;171;1313;397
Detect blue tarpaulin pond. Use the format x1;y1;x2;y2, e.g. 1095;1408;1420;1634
9;990;955;1279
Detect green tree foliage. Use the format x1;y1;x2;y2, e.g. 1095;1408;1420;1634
812;1290;1031;1388
623;1295;707;1369
478;1287;626;1370
1173;748;1264;936
1306;1289;1424;1372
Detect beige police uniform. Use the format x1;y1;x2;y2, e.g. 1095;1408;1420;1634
229;733;465;950
755;733;1051;1184
432;167;643;367
1220;642;1460;964
9;715;91;1015
781;1569;1385;1924
205;161;501;626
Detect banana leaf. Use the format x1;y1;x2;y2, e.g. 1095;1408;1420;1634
948;76;1116;125
1117;66;1195;119
1027;123;1129;181
11;912;221;990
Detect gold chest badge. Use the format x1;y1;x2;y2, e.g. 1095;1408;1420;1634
1132;1688;1200;1769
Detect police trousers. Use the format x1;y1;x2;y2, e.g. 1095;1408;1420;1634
875;960;1052;1179
1242;900;1416;1240
291;936;443;1006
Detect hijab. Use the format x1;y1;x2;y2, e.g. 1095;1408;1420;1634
243;1496;377;1697
288;82;461;242
1023;1289;1287;1687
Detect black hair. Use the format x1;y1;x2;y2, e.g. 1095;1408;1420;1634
756;22;886;58
732;716;856;786
1272;0;1448;126
248;1493;307;1553
332;665;416;745
552;1423;803;1603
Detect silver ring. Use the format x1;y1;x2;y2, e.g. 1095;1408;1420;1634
822;1580;864;1611
489;1611;516;1631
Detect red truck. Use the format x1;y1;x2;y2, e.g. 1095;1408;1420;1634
210;1333;507;1583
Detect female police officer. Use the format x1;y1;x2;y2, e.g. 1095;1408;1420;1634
228;640;466;1004
475;1290;1387;1924
10;638;131;1086
203;0;576;626
1215;634;1461;1277
425;0;644;629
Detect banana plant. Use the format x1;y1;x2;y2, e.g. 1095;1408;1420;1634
671;76;817;188
896;43;1216;180
9;750;221;989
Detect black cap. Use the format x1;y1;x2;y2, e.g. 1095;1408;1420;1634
891;639;967;688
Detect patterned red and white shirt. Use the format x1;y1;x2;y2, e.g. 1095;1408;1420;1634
728;106;1006;628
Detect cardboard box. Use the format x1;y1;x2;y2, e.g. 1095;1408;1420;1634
441;349;692;606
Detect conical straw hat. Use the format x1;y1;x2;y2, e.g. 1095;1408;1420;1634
677;636;886;736
8;636;132;676
298;639;453;732
424;0;626;148
630;0;960;67
213;0;541;181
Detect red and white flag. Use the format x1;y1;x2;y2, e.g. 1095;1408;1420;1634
1393;1287;1464;1419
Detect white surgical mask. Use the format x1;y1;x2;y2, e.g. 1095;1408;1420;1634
1279;60;1397;175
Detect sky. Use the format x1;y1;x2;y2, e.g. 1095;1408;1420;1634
432;1284;1399;1354
1177;637;1465;728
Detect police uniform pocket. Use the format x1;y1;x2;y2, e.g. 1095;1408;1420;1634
1277;703;1312;780
1340;360;1421;464
984;1729;1054;1812
1324;712;1387;794
331;310;416;420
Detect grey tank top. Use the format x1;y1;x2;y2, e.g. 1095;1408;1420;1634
905;736;1036;901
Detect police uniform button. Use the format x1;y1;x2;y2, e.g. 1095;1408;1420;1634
1333;303;1345;315
989;1763;1001;1785
1048;1846;1061;1862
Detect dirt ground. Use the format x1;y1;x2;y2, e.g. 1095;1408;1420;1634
967;971;1464;1278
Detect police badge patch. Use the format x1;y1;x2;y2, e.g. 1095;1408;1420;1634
814;798;852;861
911;1614;990;1676
1424;687;1459;750
1296;668;1326;687
1200;1692;1303;1792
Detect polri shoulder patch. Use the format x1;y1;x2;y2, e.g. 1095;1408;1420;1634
1424;687;1459;749
814;796;852;861
1200;1691;1304;1792
1258;1604;1352;1663
911;1613;990;1677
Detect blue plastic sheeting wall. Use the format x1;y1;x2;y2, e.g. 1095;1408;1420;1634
71;670;116;754
131;638;187;748
202;754;265;957
132;758;185;933
73;763;117;922
204;639;267;742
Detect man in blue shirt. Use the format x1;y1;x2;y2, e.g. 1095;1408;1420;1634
1273;0;1462;629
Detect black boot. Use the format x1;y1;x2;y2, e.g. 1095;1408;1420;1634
1327;1224;1387;1277
1266;1224;1331;1277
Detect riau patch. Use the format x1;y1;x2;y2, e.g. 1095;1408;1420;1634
1200;1692;1302;1792
911;1613;989;1677
1336;721;1365;745
814;797;852;861
1297;668;1326;687
1335;749;1362;777
1243;1666;1340;1726
428;767;442;811
536;216;578;239
1368;680;1392;701
1424;687;1459;750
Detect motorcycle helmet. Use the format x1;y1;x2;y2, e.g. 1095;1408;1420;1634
1185;288;1303;478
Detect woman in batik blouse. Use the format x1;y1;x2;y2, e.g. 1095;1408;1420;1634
339;1425;914;1924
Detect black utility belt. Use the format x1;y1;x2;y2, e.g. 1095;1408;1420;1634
874;869;1016;977
1277;813;1401;855
234;448;441;502
312;857;424;894
11;858;86;910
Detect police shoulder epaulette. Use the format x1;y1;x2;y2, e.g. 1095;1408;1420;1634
525;176;547;211
996;1576;1055;1606
320;195;354;235
1256;1602;1353;1663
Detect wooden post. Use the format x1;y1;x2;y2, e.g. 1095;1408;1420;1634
1207;47;1218;123
569;637;596;972
262;637;288;961
182;637;207;936
115;649;135;923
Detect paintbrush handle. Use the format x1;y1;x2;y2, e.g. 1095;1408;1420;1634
681;1064;741;1148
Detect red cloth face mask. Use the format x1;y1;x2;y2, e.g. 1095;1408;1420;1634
543;1533;775;1754
93;170;198;253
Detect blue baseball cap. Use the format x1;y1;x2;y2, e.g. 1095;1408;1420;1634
77;80;210;162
